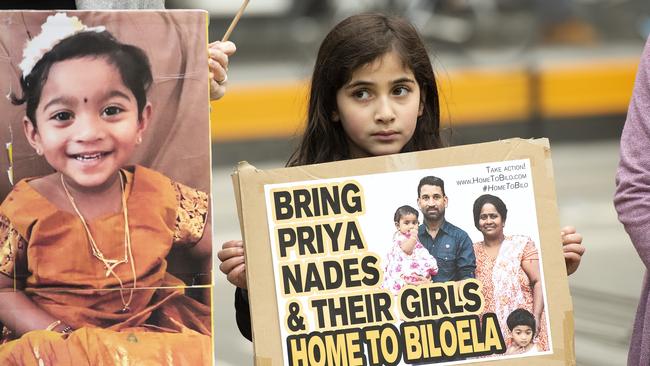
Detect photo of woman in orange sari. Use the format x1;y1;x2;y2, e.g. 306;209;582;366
472;193;549;352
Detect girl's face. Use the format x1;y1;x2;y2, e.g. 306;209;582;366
334;50;423;158
24;56;150;191
395;213;419;234
478;203;505;239
511;325;533;347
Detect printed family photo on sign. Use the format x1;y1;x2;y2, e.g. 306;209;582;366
0;10;213;364
235;139;573;366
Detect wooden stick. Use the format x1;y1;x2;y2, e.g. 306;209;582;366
221;0;250;42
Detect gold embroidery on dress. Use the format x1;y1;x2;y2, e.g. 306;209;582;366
0;214;25;277
172;182;208;245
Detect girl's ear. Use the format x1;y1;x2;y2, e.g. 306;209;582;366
394;221;400;229
418;100;424;117
332;110;340;122
23;117;43;155
136;102;152;144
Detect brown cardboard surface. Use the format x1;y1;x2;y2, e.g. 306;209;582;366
234;138;573;365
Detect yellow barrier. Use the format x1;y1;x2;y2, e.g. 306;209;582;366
211;58;638;141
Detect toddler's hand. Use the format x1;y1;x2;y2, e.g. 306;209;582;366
409;227;419;237
561;226;584;275
405;274;430;285
217;239;247;289
208;41;236;101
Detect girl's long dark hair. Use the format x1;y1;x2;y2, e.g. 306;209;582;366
287;13;442;167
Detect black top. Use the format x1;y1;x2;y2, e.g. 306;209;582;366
235;287;252;341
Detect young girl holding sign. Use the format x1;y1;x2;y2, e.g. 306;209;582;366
383;205;438;295
0;13;216;364
218;13;585;341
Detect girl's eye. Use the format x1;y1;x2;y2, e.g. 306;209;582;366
103;106;123;116
352;89;370;100
52;111;72;121
393;86;409;96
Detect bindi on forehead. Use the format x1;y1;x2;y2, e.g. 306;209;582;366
84;97;88;103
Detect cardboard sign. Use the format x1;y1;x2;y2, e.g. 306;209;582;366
234;138;574;365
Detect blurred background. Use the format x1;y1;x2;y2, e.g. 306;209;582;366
166;1;650;365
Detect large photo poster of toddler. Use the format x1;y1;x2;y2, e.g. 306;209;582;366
0;11;213;364
235;139;574;365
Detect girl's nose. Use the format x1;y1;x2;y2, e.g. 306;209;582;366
74;113;106;142
375;97;396;124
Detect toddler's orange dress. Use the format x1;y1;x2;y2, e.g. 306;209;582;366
0;165;212;365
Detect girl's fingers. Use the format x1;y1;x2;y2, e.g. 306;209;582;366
209;59;227;79
563;241;585;276
227;264;247;289
209;53;228;71
208;42;236;75
219;254;245;274
560;225;576;236
221;240;244;250
209;59;228;100
564;251;582;262
209;41;236;56
562;242;586;256
561;231;582;245
210;80;226;101
211;67;227;85
217;246;244;262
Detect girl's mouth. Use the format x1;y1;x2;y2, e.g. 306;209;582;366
70;151;111;161
372;130;398;141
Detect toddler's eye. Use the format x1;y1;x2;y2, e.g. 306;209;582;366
52;111;72;121
103;106;123;116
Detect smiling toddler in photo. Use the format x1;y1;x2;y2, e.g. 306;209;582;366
0;13;213;364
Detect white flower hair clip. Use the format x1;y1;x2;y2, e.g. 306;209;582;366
19;13;105;78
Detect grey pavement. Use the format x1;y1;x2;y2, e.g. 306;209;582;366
211;139;644;365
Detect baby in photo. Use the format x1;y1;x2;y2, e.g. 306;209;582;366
383;205;438;294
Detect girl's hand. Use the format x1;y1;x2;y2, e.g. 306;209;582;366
409;227;419;237
561;226;585;275
208;41;236;101
217;240;247;289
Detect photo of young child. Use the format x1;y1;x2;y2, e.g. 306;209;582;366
382;205;438;295
0;11;213;364
505;308;539;355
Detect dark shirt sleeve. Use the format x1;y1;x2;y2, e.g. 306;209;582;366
455;234;477;280
235;287;252;341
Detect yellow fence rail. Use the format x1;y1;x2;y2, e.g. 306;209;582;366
211;58;638;141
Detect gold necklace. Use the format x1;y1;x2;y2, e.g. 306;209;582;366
60;172;136;314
